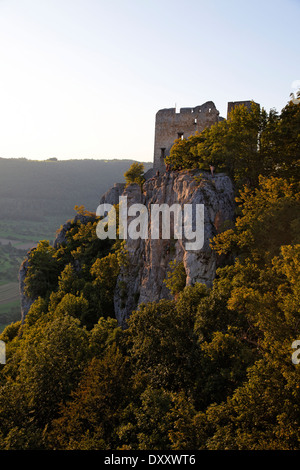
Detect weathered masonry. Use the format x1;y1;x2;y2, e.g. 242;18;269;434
153;100;255;172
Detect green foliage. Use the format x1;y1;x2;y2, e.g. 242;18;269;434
0;320;21;343
198;244;300;450
212;176;300;263
124;162;145;187
166;134;205;171
22;216;120;329
48;346;132;450
91;253;120;318
125;283;207;394
24;240;62;299
0;157;152;222
166;101;300;188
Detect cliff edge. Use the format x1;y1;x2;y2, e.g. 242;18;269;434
102;170;235;326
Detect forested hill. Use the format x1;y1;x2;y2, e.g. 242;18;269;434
0;158;152;222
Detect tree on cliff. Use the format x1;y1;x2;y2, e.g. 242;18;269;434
124;162;145;187
165;101;266;186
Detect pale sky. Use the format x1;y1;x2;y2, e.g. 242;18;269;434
0;0;299;162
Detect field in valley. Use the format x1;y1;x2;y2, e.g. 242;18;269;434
0;282;21;332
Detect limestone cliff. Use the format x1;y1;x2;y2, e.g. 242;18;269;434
103;170;235;327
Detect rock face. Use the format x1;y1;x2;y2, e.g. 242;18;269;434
99;183;126;207
107;170;235;327
18;171;235;327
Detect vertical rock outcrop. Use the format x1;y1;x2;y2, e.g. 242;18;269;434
109;170;235;327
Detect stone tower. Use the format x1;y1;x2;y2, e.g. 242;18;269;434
227;100;259;119
153;101;221;173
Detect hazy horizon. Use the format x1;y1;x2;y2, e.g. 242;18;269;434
0;156;153;163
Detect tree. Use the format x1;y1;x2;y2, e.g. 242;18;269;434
212;175;300;264
48;345;132;450
165;134;205;171
0;312;91;448
165;101;300;189
164;260;186;297
126;283;207;394
90;253;120;318
124;163;145;187
24;240;62;299
267;100;300;181
166;102;268;187
200;245;300;450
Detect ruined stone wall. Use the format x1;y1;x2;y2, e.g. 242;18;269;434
153;101;221;173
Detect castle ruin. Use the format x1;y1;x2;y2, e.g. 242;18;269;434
153;100;255;172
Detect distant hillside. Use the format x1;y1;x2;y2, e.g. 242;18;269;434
0;157;152;324
0;158;152;222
